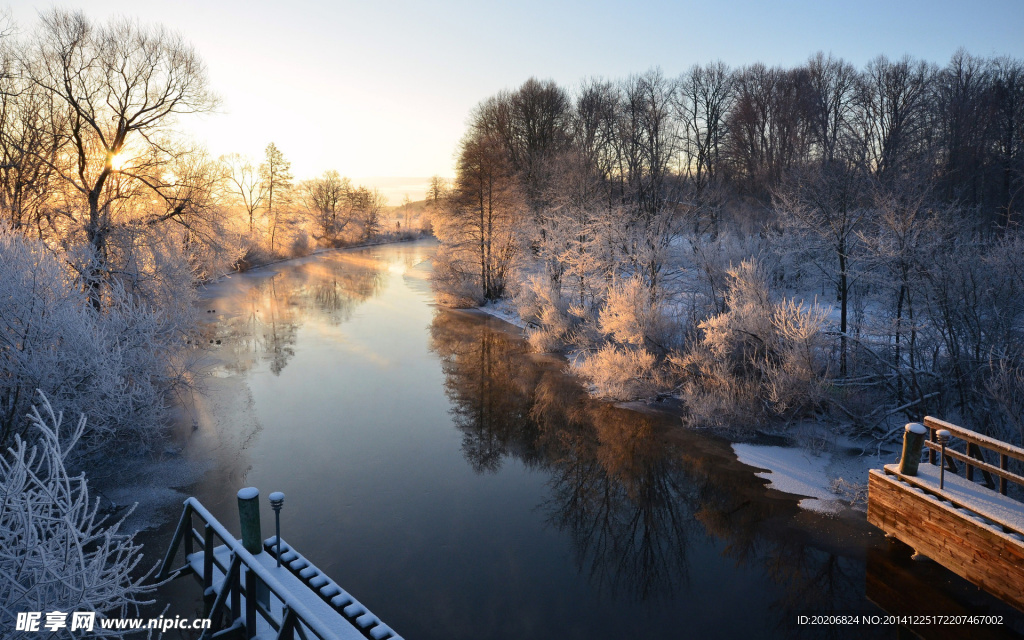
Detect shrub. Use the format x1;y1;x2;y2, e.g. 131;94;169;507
572;344;657;401
0;228;192;453
677;259;832;429
0;396;156;637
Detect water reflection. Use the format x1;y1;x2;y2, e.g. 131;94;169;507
430;310;872;619
214;255;387;375
150;241;1022;640
543;406;694;602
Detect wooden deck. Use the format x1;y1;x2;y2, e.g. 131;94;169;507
867;418;1024;613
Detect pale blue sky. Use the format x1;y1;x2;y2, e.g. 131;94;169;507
8;1;1024;200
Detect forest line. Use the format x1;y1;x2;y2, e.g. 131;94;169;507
431;51;1024;444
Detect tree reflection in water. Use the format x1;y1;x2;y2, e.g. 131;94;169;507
430;309;871;619
212;254;387;375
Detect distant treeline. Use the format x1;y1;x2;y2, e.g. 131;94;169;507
431;51;1024;442
457;51;1020;233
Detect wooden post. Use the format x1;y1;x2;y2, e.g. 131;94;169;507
1001;454;1009;495
899;423;927;476
936;430;951;490
244;566;257;639
202;524;215;615
237;487;262;555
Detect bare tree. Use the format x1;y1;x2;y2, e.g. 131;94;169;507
427;175;449;204
676;61;734;193
854;55;934;182
346;185;385;241
803;52;859;165
26;10;217;304
0;22;64;237
933;50;991;208
991;56;1024;225
221;153;266;236
775;162;869;376
436;113;523;302
618;69;678;217
301;169;350;243
508;78;572;217
727;64;811;198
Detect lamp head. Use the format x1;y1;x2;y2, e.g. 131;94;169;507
269;491;285;510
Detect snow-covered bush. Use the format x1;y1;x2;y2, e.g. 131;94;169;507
430;244;484;308
289;228;314;258
598;276;672;351
107;224;199;325
515;275;581;352
0;228;192;453
677;259;833;429
233;241;272;272
984;360;1024;448
572;344;658;401
0;396;156;638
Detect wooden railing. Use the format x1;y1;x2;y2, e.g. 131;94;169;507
923;416;1024;496
158;497;347;640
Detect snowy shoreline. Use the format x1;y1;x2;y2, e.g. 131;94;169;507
475;300;898;514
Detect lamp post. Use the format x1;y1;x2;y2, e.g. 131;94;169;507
936;430;951;490
269;492;285;568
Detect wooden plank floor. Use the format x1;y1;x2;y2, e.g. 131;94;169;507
868;469;1024;613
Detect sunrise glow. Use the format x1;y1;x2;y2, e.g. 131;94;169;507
108;153;126;172
2;3;1024;639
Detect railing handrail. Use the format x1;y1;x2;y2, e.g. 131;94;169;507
922;416;1024;496
923;416;1024;463
161;497;350;640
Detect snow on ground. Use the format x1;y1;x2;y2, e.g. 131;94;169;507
94;453;211;534
478;298;528;329
733;435;895;514
470;275;892;518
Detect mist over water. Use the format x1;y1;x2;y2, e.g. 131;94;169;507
151;240;1022;639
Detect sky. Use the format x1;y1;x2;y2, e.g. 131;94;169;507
8;1;1024;203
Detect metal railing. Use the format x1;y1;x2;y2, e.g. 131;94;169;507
159;497;353;640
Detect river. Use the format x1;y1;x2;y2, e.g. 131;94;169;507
147;239;1023;639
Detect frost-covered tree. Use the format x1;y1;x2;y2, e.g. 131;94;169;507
0;227;191;451
261;142;293;252
26;9;217;304
221;153;267;237
0;396;156;638
431;53;1024;429
774;162;868;375
434;104;524;304
301;170;350;244
677;260;832;429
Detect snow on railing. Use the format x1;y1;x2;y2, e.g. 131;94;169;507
160;496;397;640
922;416;1024;496
264;536;402;640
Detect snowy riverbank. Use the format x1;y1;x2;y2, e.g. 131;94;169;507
477;298;901;514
